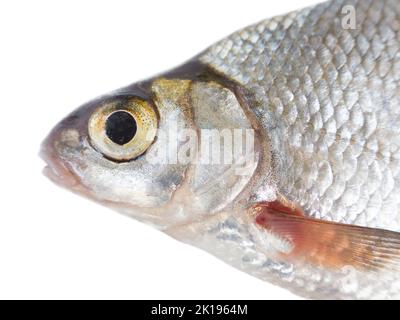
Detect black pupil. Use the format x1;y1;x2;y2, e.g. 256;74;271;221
105;111;137;145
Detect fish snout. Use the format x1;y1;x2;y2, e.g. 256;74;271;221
40;126;80;189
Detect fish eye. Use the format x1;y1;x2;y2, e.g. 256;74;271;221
105;111;137;145
88;97;157;161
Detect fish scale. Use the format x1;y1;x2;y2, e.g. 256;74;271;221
201;0;400;231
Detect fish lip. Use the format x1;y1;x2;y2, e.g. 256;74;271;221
39;137;79;189
41;163;78;189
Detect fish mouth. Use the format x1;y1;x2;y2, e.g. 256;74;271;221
40;137;79;190
39;136;148;217
42;161;79;189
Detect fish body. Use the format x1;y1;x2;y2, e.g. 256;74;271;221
41;0;400;299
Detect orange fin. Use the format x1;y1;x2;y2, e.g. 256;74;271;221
251;201;400;271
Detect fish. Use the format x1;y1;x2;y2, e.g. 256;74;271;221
41;0;400;299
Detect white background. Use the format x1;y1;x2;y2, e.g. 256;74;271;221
0;0;321;299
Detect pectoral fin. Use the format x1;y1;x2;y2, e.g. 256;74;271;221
250;201;400;271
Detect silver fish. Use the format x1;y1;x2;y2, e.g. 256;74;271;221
41;0;400;299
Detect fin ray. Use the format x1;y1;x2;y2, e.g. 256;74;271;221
252;202;400;271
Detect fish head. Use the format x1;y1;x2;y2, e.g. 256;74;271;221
41;72;265;229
